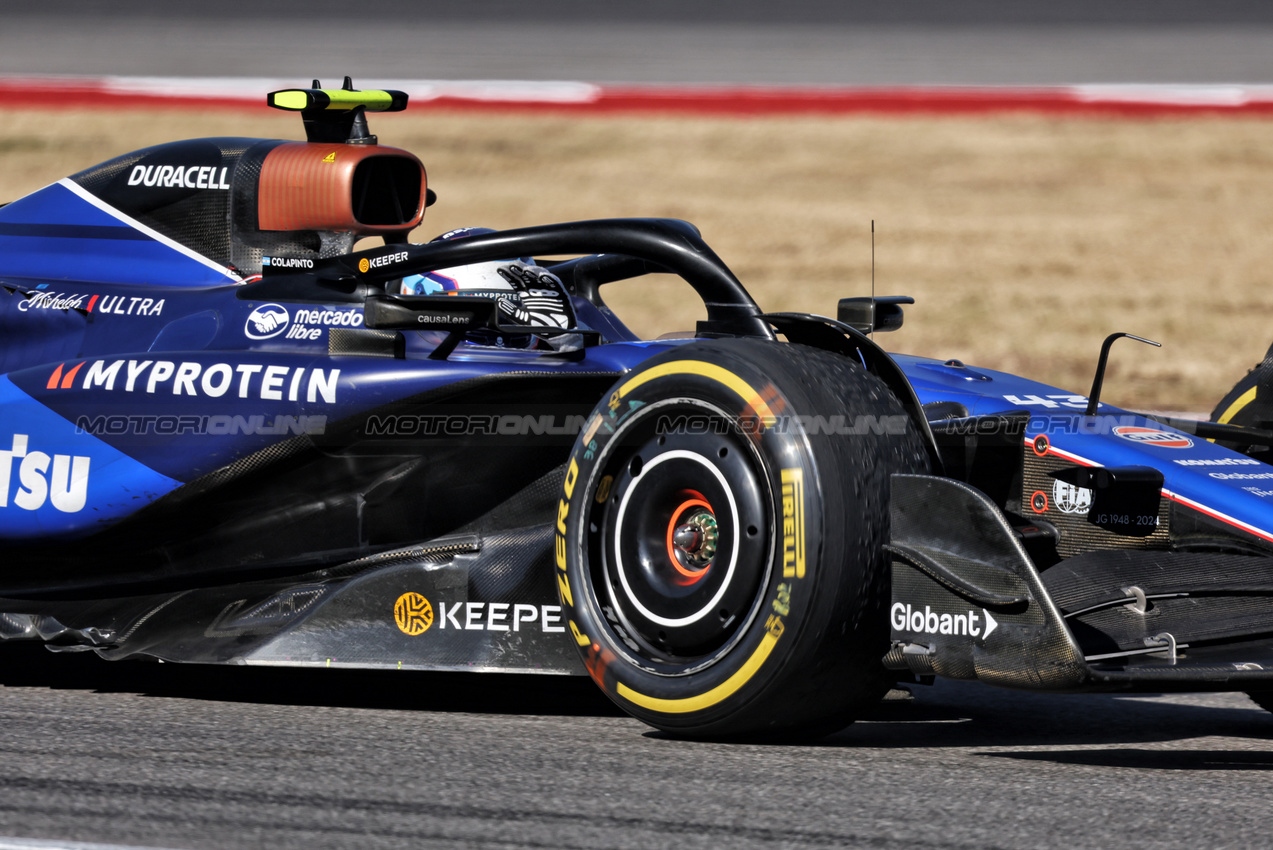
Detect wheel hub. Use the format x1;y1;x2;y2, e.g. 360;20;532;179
671;509;718;569
585;399;773;668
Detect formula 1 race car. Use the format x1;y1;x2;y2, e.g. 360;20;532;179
5;81;1273;740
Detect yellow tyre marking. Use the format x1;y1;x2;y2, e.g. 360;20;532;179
615;632;778;714
780;468;805;579
1216;386;1257;425
609;359;784;713
582;413;603;444
618;361;776;426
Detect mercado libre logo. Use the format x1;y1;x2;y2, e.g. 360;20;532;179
1112;425;1193;450
245;303;290;340
394;592;434;635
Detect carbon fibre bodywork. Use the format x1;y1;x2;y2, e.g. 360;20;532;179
883;363;1273;693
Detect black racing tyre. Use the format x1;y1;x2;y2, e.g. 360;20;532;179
1211;345;1273;454
554;338;929;739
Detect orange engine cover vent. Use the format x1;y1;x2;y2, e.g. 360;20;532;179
257;143;426;234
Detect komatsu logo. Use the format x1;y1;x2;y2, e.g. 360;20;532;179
127;164;231;190
891;602;999;639
0;434;90;514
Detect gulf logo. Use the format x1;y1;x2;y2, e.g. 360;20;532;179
1112;425;1193;449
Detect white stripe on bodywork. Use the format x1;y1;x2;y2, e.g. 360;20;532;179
57;178;240;282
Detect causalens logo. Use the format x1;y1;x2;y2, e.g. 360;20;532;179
0;434;90;514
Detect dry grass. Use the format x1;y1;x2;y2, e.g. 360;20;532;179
5;107;1273;411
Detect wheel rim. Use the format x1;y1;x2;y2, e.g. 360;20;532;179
585;400;772;673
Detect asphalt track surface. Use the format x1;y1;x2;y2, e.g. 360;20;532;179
3;0;1273;84
2;643;1272;850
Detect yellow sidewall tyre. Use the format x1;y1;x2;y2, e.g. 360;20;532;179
1212;353;1273;452
555;339;928;739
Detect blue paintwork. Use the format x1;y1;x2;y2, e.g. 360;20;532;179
897;353;1273;545
1;147;1269;552
0;181;237;286
0;375;180;539
0;194;672;538
5;334;669;484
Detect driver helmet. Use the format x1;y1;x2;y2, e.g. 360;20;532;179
400;227;574;333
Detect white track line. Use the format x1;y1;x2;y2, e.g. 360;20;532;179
0;839;186;850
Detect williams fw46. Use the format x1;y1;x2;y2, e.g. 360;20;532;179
5;81;1273;739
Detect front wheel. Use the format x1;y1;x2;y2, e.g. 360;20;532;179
1212;344;1273;456
555;339;928;739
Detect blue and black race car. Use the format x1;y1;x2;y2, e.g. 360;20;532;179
4;81;1273;739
